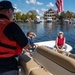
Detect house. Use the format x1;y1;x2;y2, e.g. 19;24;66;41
44;9;57;22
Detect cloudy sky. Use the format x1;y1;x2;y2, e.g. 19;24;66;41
0;0;75;16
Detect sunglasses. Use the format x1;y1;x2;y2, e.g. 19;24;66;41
11;8;14;12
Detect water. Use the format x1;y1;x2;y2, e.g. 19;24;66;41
17;22;75;54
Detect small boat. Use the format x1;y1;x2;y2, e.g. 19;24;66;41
72;18;75;24
34;18;41;24
64;19;72;24
46;17;52;23
35;40;72;52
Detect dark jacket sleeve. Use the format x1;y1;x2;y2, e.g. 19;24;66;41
4;22;28;48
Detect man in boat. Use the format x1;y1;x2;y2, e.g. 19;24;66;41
27;32;38;51
0;1;29;75
55;31;67;53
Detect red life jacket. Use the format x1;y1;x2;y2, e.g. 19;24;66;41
57;36;64;46
0;18;22;58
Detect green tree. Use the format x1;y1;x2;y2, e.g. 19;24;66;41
60;11;66;18
55;14;59;18
73;14;75;18
25;13;30;20
15;12;22;20
66;11;72;18
59;15;63;22
30;14;36;20
21;14;26;20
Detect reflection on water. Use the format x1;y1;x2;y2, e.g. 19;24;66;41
17;22;75;54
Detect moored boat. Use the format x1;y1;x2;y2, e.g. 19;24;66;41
46;17;52;23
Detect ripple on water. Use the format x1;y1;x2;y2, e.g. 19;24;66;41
18;22;75;54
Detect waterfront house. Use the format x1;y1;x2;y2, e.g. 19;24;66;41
44;9;57;22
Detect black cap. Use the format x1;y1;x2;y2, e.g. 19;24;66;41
0;1;14;10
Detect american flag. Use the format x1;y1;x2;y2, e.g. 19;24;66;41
55;0;63;13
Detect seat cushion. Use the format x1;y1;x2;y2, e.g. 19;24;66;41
29;68;50;75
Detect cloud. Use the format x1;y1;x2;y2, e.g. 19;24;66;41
26;0;30;4
36;1;43;5
14;4;21;12
14;4;17;7
26;0;43;5
15;9;21;12
47;2;54;7
42;8;48;12
36;9;43;17
36;9;39;13
30;0;36;4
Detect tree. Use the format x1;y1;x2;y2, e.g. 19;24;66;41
25;13;30;20
21;14;26;20
72;14;75;18
55;14;59;18
59;15;63;22
15;12;22;20
66;11;72;18
30;14;36;20
60;11;66;18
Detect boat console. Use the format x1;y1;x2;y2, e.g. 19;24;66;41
19;46;75;75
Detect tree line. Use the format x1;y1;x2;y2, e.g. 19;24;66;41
13;11;75;22
56;11;75;21
13;12;36;21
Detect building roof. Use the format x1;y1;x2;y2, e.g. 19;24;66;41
44;8;57;14
27;10;40;16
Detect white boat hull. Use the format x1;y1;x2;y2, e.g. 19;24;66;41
35;40;72;52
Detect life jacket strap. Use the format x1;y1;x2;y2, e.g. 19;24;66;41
0;42;16;50
0;52;9;54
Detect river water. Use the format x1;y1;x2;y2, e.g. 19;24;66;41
17;22;75;54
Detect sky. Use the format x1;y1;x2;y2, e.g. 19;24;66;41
0;0;75;16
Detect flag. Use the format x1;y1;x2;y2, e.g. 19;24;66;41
55;0;63;13
55;0;60;13
60;0;63;12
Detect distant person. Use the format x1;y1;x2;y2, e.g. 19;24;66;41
55;31;66;52
27;32;38;51
0;1;29;75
